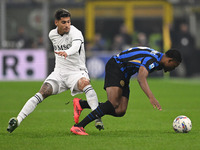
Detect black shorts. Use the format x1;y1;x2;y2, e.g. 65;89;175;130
104;57;130;99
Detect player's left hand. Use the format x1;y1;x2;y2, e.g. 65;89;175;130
55;51;68;59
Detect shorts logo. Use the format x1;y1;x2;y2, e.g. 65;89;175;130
120;80;125;87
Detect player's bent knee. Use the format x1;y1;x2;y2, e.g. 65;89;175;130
83;80;90;87
39;82;56;98
118;111;126;117
115;111;126;117
111;101;121;109
114;106;127;117
78;77;90;91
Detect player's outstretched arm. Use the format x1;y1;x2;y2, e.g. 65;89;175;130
137;66;162;111
54;40;82;58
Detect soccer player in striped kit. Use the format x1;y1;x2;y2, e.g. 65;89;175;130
7;8;103;133
70;46;182;135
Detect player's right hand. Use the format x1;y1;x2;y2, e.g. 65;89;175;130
55;51;68;59
149;97;162;111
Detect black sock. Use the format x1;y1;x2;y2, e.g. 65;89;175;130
79;100;90;109
76;100;115;128
79;100;102;109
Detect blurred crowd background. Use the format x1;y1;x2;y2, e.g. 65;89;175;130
1;0;200;80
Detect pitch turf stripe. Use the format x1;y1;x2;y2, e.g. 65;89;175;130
170;78;200;84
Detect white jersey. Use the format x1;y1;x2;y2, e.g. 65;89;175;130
49;25;87;71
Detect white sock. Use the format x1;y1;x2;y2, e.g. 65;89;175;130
17;93;43;125
83;85;98;110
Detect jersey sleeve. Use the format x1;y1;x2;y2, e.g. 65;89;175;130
71;28;83;43
64;26;83;56
141;57;157;72
64;40;82;56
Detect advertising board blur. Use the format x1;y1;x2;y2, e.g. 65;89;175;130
86;52;114;79
0;49;47;81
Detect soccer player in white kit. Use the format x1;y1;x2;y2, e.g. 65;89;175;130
7;8;103;133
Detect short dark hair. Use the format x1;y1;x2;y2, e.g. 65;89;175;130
165;49;182;63
55;8;71;20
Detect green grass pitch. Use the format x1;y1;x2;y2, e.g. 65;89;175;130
0;78;200;150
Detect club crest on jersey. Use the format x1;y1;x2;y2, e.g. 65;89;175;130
53;44;71;51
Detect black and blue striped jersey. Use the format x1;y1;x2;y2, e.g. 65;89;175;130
113;47;164;79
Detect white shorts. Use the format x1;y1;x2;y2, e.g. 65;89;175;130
44;68;90;96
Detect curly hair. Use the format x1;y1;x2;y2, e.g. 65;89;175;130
165;49;182;63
